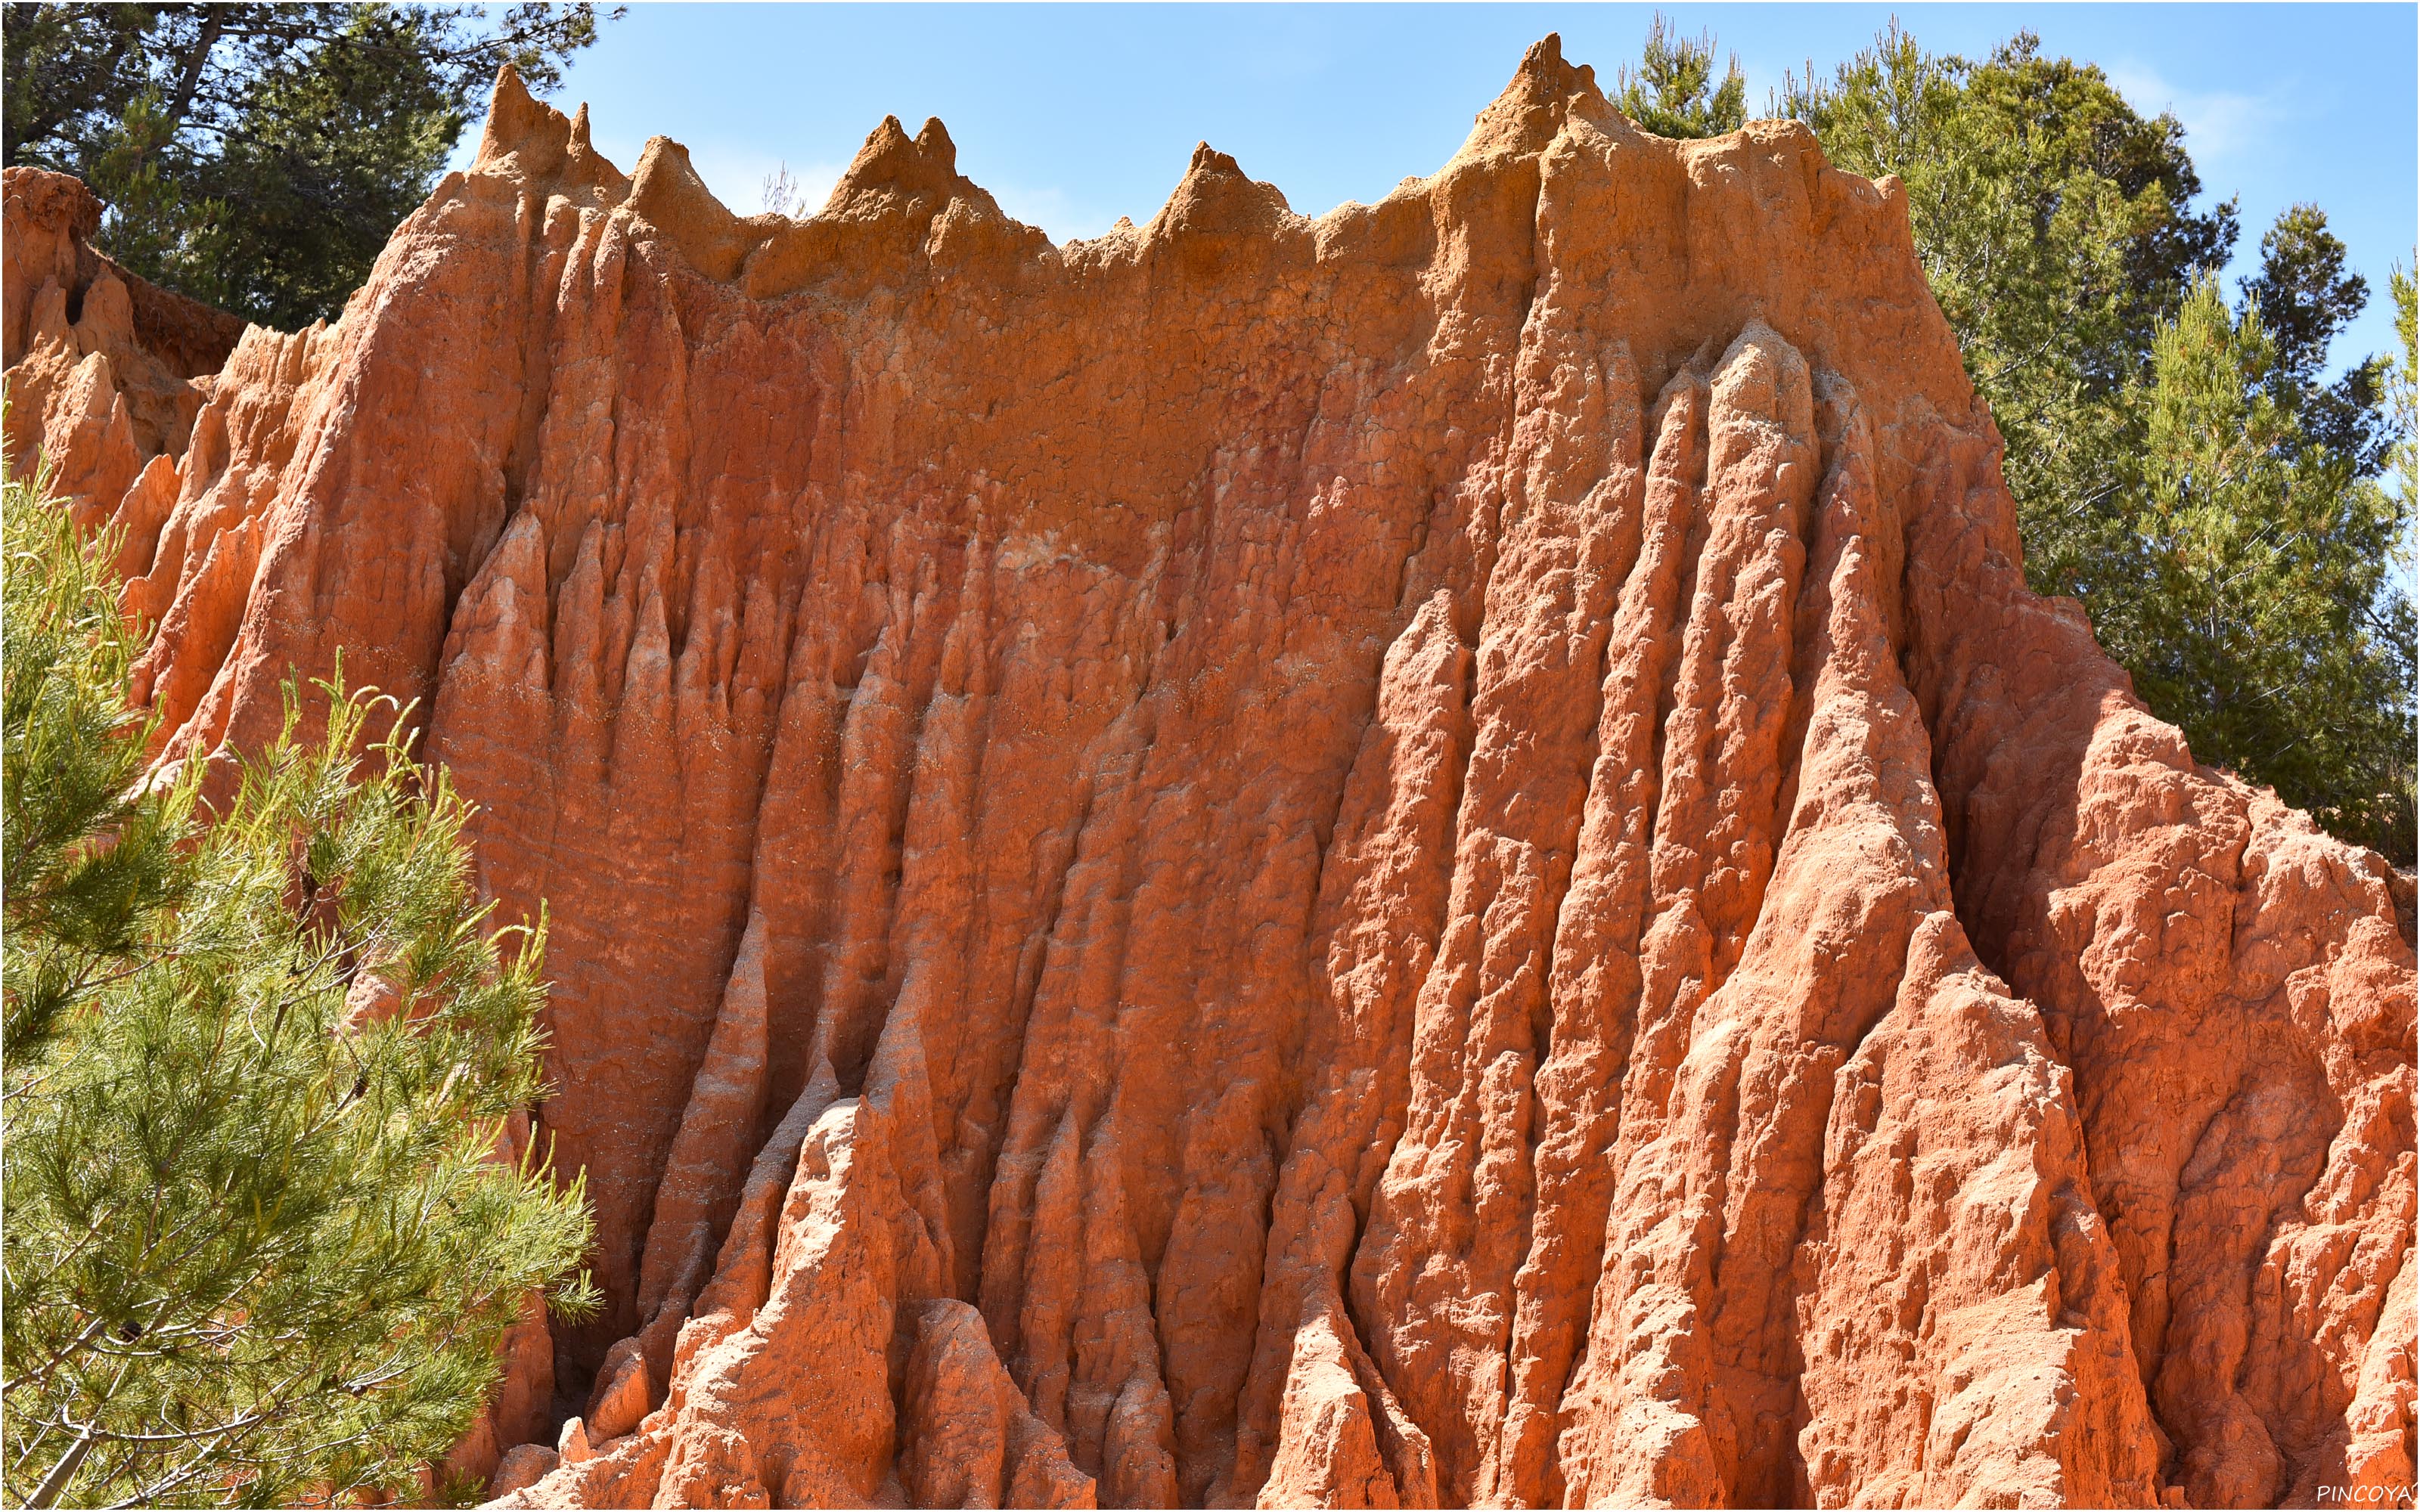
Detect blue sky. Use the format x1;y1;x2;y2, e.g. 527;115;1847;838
483;3;2419;373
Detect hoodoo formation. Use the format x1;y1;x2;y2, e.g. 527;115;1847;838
5;36;2413;1511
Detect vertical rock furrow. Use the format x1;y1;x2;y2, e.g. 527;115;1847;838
1792;912;2162;1508
1120;448;1353;1503
980;701;1161;1485
884;532;999;1303
1496;364;1706;1509
124;321;338;750
1551;321;1820;1509
1903;431;2418;1507
1692;379;1926;1508
1700;378;2149;1509
805;569;931;1092
1229;593;1470;1506
632;911;774;1394
901;1298;1097;1509
1351;276;1642;1504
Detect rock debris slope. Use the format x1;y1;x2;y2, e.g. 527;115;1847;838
5;36;2412;1511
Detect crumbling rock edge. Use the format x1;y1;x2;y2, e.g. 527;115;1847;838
4;32;2411;1512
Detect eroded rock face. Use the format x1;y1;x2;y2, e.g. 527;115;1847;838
6;36;2410;1510
4;167;244;518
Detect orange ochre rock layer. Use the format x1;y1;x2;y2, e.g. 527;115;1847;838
5;36;2412;1512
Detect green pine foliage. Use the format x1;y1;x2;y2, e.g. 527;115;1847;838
2097;279;2415;855
2243;206;2389;471
2;472;191;1067
1614;12;1747;139
1777;26;2237;600
2;466;597;1507
1771;22;2414;863
2;3;616;327
2393;262;2419;510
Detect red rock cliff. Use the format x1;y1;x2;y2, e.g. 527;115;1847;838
5;38;2412;1511
5;169;243;536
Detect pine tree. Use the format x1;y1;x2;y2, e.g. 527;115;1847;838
2090;279;2414;856
1;466;597;1507
1614;13;1747;139
2242;204;2388;471
1779;26;2237;603
2;4;618;327
2391;261;2419;510
1782;23;2414;862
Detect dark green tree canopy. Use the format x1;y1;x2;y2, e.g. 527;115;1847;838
1767;20;2413;860
2247;205;2371;386
2;3;616;328
2242;204;2387;470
